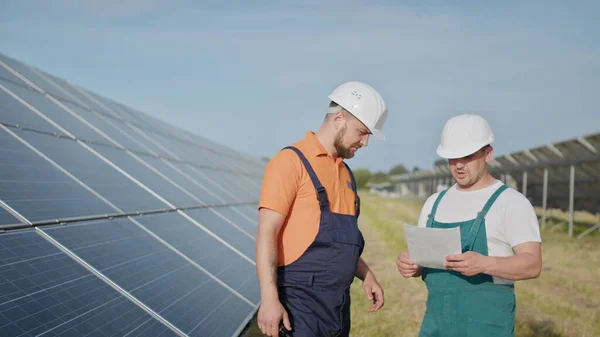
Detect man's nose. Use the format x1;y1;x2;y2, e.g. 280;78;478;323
361;135;369;147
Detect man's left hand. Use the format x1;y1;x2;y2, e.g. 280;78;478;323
444;251;492;276
362;272;384;312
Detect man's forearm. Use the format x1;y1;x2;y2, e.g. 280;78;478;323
482;253;541;281
355;258;372;281
256;231;279;301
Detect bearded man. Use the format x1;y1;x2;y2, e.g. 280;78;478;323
255;82;388;337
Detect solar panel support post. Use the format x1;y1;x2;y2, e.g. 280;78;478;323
522;170;528;197
542;168;548;230
576;215;600;239
568;165;575;237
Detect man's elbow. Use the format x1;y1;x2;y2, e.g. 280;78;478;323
527;264;542;279
523;259;542;280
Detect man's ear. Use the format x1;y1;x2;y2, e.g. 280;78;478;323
485;146;494;162
332;110;346;129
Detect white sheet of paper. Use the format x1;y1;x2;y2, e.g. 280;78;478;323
403;224;462;270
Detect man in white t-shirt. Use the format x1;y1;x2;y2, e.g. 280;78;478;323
396;114;542;337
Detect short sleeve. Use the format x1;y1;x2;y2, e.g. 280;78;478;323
258;149;302;216
417;194;437;227
502;191;542;247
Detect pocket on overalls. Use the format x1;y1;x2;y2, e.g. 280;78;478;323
329;226;363;286
465;289;515;337
418;291;442;337
331;225;362;247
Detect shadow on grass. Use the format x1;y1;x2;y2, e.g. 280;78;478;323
519;319;563;337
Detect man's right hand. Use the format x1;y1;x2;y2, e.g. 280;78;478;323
396;252;423;278
257;299;291;337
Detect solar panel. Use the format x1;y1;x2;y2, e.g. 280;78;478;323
0;52;264;336
183;208;255;260
0;230;177;337
133;212;260;304
43;219;255;337
10;128;168;214
0;127;116;224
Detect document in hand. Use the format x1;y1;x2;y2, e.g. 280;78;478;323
403;224;462;269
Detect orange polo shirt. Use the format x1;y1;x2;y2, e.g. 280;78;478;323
259;131;358;266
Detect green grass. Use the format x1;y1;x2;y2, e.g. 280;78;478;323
246;191;599;337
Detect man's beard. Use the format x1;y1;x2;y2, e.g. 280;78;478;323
333;125;357;159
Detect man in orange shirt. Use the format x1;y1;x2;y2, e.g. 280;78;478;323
256;82;387;337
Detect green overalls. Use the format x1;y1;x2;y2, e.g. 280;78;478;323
419;184;516;337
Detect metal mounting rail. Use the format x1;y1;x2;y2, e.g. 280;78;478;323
0;201;258;232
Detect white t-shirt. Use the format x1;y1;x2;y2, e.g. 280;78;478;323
417;180;542;284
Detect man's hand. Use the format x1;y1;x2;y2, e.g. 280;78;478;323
444;251;492;276
396;252;423;278
257;299;291;337
362;272;384;312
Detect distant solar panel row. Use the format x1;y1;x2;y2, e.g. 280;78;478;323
392;131;600;214
0;52;263;336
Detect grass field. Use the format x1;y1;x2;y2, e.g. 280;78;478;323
246;191;599;337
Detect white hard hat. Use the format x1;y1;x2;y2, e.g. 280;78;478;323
436;114;495;159
328;81;387;140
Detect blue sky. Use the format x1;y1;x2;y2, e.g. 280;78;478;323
1;1;599;173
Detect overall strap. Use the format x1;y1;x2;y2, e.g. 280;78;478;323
464;184;509;250
426;189;448;228
342;161;360;218
282;146;330;212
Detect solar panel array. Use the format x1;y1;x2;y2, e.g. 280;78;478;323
0;52;264;337
392;132;600;236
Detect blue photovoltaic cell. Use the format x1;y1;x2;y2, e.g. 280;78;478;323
237;205;259;221
44;218;256;336
0;64;29;88
81;111;178;159
0;54;72;103
78;91;159;134
11;129;167;213
108;123;178;159
88;144;199;208
0;80;69;134
176;164;237;203
139;155;224;206
35;73;135;129
203;170;255;203
135;212;260;305
152;133;225;169
184;208;255;260
214;206;257;237
0;230;175;337
237;175;261;198
0;207;19;226
0;80;109;144
58;101;152;153
0;128;116;223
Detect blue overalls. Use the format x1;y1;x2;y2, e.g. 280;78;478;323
419;184;516;337
277;146;364;337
